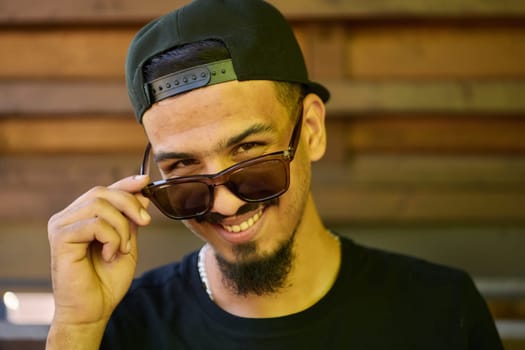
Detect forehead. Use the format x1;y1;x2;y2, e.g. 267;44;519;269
142;80;291;148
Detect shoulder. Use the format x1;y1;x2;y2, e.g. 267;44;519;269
338;236;500;319
336;236;503;348
340;236;472;289
336;235;486;321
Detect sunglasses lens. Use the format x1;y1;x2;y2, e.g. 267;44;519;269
228;159;288;201
146;157;289;219
151;182;211;219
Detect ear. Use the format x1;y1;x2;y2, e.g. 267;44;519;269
301;93;327;162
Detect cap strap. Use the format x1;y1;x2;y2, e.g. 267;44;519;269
144;59;237;104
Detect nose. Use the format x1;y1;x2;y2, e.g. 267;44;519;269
209;184;246;217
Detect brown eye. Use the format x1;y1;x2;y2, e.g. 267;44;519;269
162;159;199;173
236;142;262;154
177;159;199;167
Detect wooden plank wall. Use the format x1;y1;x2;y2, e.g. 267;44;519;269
0;0;524;346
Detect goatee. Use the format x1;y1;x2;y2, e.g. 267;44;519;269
215;231;295;297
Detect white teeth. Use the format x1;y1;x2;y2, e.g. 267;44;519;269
223;210;262;233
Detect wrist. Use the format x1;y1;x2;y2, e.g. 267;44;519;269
46;319;108;350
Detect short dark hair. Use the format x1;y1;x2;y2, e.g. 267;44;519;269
143;40;304;119
143;40;230;82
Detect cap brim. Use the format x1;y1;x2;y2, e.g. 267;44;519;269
305;81;330;103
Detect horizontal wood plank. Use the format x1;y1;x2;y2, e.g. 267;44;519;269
0;117;147;154
503;339;525;350
2;25;525;79
2;222;525;321
343;117;525;153
325;80;525;115
3;154;523;194
268;0;525;19
489;299;525;320
1;154;523;223
347;25;525;78
296;24;346;79
313;189;525;223
2;115;524;154
1;0;525;23
0;81;130;115
2;80;525;116
2;222;525;278
0;29;133;79
312;155;525;187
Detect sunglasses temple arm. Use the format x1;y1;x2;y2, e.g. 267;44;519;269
287;111;303;159
139;143;152;176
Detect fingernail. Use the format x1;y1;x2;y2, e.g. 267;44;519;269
140;208;151;222
126;240;132;253
133;175;148;181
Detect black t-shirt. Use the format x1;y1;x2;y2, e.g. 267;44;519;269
101;236;503;349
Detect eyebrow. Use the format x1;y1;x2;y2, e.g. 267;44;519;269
153;122;275;164
153;150;193;163
223;123;274;149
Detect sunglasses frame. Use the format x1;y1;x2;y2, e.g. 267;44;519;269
139;105;303;220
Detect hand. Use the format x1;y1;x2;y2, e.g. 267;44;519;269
48;175;151;327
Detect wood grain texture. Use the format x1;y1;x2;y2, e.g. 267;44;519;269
0;117;146;154
343;116;525;153
325;80;525;115
2;115;525;154
0;29;133;79
2;81;525;116
1;154;523;222
0;0;524;333
2;222;525;279
1;0;525;23
2;24;525;79
0;81;130;115
346;24;525;78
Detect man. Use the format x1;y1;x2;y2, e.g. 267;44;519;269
46;0;503;349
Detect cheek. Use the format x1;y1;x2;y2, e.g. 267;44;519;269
283;150;311;215
294;144;312;188
181;220;207;241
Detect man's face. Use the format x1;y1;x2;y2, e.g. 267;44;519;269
142;80;313;266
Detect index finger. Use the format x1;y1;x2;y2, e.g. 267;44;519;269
108;175;150;194
109;175;151;209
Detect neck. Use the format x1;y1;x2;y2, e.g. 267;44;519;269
200;195;341;318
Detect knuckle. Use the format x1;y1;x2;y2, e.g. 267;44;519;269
47;222;70;246
117;215;130;233
88;196;110;212
47;210;68;241
91;215;104;226
47;212;59;230
88;185;107;196
89;216;113;233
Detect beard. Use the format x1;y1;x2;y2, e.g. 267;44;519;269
214;229;296;297
196;181;308;297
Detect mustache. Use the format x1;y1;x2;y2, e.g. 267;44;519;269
195;198;279;224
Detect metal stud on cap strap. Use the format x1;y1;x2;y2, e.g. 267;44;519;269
144;58;238;104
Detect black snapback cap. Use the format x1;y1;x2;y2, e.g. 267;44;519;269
126;0;330;123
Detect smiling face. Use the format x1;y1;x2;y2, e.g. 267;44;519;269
142;80;325;275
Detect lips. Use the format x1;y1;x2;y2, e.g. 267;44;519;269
209;207;264;245
221;208;263;233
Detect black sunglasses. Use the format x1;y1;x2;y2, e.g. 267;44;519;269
139;108;303;220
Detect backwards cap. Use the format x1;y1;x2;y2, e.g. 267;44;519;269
126;0;330;122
